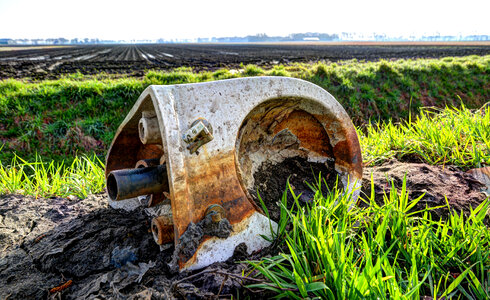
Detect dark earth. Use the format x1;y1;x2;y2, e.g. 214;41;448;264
251;156;340;222
1;160;488;299
1;43;489;80
362;160;488;221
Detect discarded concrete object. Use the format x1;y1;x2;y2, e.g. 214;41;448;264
105;77;363;271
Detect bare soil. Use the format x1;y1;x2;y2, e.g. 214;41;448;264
0;194;252;299
361;160;488;221
0;161;488;299
0;43;489;80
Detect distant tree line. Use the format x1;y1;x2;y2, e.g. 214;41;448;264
1;33;488;45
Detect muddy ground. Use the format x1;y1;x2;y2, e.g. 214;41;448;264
362;160;488;220
1;44;489;80
0;160;488;299
250;156;340;221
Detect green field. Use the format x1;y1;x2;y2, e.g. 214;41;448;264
0;55;489;299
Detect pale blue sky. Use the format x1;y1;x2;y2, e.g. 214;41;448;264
0;0;488;39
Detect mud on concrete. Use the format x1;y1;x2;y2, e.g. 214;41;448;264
168;212;232;272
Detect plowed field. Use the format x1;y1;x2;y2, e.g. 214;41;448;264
1;43;489;79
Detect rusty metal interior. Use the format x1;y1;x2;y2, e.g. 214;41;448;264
235;98;336;203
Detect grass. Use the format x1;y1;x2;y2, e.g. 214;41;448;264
249;177;490;299
359;104;490;170
0;153;105;199
0;99;488;299
0;55;488;163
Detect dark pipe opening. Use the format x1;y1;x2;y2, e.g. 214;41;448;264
107;173;118;201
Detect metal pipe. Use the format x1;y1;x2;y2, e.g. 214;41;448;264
107;164;168;201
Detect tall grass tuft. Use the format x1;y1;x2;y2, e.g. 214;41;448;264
248;178;490;299
359;104;490;169
0;154;105;198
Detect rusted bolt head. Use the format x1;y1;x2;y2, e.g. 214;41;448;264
151;216;174;245
205;204;225;223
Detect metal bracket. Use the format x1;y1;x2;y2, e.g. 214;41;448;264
182;118;213;154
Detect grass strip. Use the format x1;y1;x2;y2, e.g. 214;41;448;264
0;55;488;163
0;153;105;198
1;104;488;198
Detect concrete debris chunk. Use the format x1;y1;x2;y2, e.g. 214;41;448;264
467;166;490;196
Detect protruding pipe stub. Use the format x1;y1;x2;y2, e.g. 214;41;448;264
107;164;168;201
152;215;174;245
139;116;162;145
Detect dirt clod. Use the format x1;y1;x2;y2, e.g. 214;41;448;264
362;160;488;219
0;194;164;299
251;156;339;221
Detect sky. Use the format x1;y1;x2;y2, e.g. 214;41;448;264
0;0;488;40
